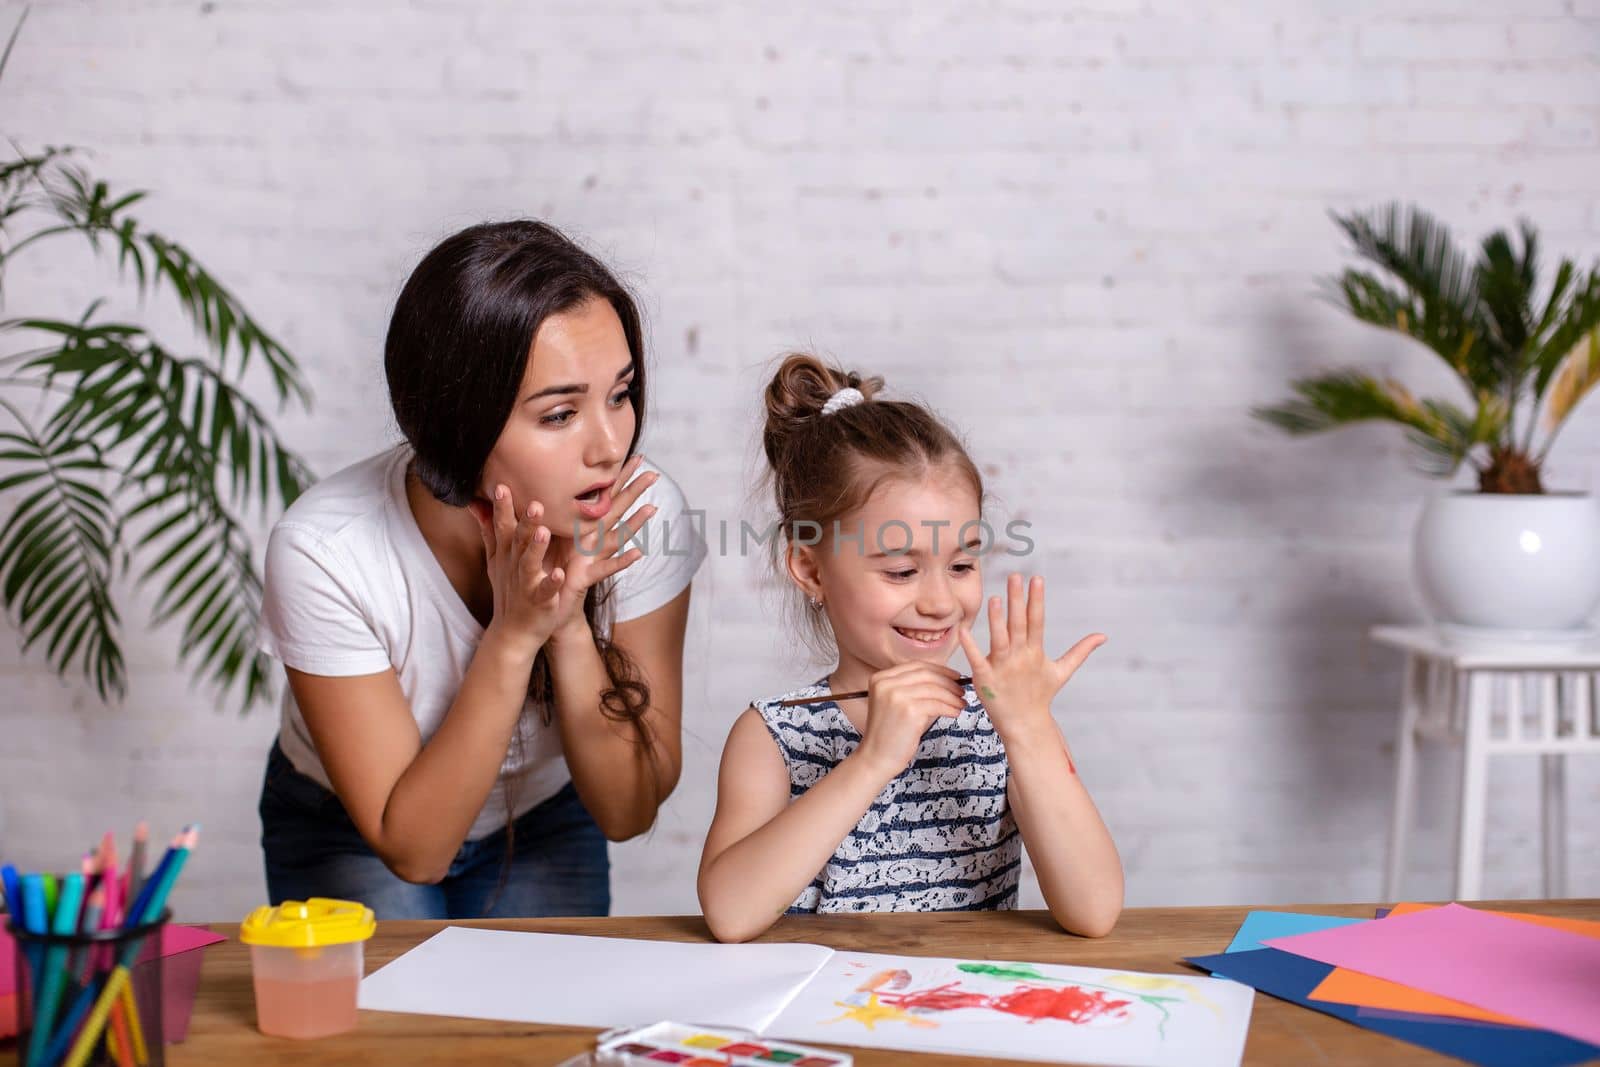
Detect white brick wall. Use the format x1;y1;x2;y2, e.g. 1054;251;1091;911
1;1;1597;924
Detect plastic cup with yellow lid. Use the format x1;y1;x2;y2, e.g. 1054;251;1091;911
239;897;375;1039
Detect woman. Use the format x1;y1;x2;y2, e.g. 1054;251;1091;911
257;220;705;918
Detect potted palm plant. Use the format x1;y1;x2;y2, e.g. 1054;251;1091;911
1255;203;1600;640
0;14;312;710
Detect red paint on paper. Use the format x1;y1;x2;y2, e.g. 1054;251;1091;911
990;984;1130;1024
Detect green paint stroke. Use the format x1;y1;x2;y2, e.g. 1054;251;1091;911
959;962;1047;982
979;685;997;702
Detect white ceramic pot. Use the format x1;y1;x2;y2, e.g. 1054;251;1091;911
1413;492;1600;641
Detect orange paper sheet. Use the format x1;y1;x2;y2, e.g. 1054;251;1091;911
1306;902;1600;1024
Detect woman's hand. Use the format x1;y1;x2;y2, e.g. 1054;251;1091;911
469;455;657;655
541;455;660;641
958;573;1104;742
853;661;967;779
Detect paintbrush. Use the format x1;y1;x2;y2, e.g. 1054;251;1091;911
775;675;974;708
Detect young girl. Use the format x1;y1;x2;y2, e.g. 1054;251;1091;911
698;354;1122;942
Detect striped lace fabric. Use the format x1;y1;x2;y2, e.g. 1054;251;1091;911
753;676;1021;913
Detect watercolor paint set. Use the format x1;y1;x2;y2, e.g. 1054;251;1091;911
580;1021;854;1066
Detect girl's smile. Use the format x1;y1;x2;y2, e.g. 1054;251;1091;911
892;623;956;649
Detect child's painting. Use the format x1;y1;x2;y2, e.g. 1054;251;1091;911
765;950;1254;1067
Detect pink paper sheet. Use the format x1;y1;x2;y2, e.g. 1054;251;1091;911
1263;903;1600;1047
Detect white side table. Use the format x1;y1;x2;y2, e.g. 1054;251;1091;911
1372;625;1600;900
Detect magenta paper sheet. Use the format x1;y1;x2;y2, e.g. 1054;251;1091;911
1262;903;1600;1047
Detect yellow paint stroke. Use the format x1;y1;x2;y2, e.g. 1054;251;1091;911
1106;974;1222;1018
825;993;939;1031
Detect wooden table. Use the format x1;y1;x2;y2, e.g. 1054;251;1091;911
176;899;1600;1066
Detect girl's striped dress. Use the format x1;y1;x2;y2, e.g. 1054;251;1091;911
753;676;1021;913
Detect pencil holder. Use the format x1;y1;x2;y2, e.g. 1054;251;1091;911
8;908;169;1067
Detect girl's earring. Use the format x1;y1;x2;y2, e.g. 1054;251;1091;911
808;595;823;610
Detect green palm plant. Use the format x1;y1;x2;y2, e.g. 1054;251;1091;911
1254;202;1600;494
0;14;312;711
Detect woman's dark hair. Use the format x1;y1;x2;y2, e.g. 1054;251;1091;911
385;220;656;851
761;352;985;659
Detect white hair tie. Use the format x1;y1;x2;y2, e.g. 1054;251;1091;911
820;386;866;416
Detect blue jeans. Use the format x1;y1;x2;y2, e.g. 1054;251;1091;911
259;739;610;919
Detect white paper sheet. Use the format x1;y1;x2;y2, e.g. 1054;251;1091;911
763;950;1254;1067
358;929;1252;1067
357;927;834;1032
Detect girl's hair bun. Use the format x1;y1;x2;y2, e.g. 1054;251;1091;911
762;352;882;467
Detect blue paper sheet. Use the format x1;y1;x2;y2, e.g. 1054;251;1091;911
1222;910;1366;953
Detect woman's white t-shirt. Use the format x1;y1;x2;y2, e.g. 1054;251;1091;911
258;445;706;841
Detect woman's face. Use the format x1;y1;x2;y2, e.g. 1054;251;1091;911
478;296;638;538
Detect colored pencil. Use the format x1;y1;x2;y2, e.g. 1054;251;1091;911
20;874;47;931
121;833;180;938
135;828;196;931
98;852;122;976
115;978;145;1065
93;831;115;895
0;863;21;926
36;982;94;1067
29;871;84;1066
61;967;129;1067
124;821;148;907
73;885;105;985
106;1023;130;1067
19;873;48;976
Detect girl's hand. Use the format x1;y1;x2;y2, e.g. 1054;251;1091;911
958;573;1104;741
853;661;967;778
